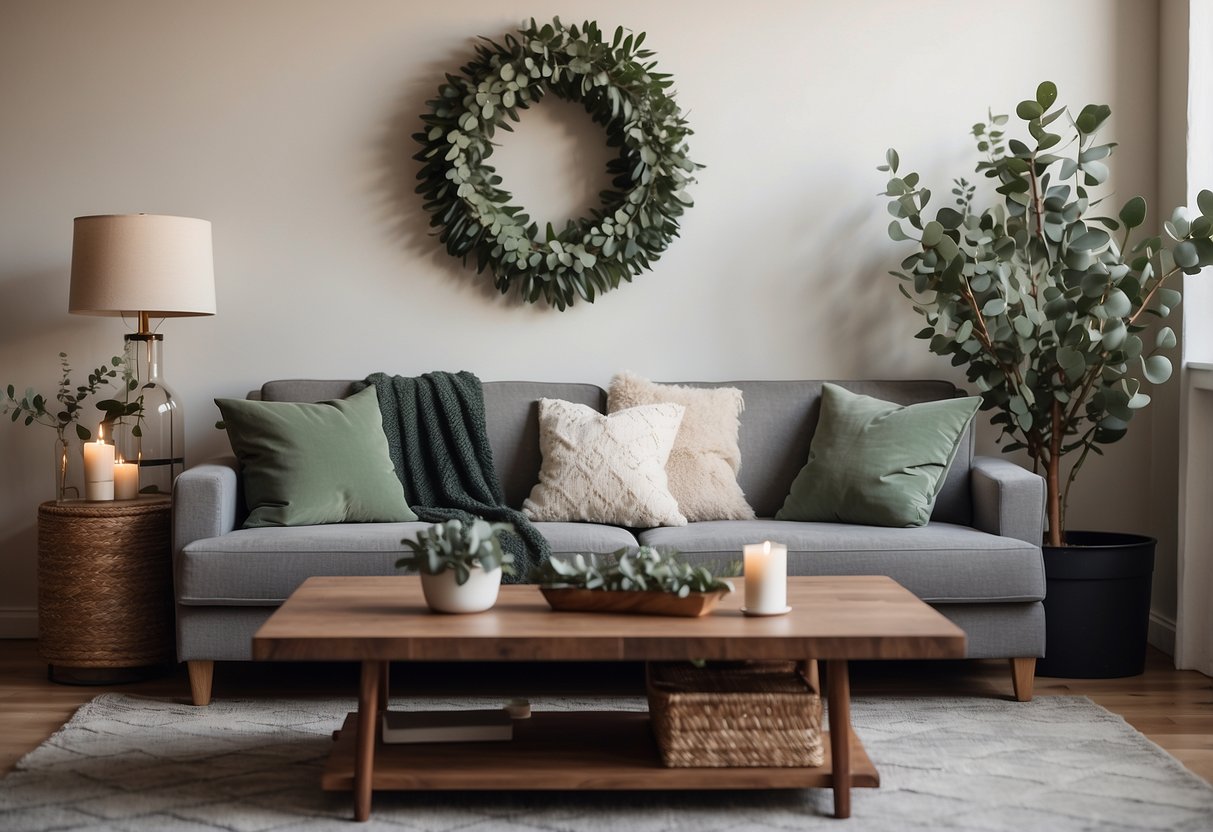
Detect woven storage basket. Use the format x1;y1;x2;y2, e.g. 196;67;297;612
647;661;824;768
37;498;174;668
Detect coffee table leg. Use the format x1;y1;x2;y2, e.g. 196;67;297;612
827;658;851;819
354;660;382;822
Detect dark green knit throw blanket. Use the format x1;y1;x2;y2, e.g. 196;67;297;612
359;371;549;582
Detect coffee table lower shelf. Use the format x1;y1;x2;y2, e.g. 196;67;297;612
322;710;879;792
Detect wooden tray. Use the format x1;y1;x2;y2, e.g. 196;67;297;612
539;587;729;617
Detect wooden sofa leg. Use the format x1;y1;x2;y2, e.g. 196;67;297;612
1010;657;1036;701
188;660;214;706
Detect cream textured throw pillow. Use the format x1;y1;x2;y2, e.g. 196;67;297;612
608;372;755;522
522;398;688;527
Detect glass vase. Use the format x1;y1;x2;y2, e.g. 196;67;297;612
53;433;79;503
124;334;184;495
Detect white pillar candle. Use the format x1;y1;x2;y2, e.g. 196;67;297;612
114;459;139;500
83;425;115;501
743;541;788;614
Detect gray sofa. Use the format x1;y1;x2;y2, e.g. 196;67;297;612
173;379;1046;705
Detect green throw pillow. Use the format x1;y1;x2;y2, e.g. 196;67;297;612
216;386;417;528
775;384;980;527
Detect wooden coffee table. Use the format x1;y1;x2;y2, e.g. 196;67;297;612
252;575;965;822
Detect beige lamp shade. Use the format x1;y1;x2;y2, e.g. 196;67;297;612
69;214;216;318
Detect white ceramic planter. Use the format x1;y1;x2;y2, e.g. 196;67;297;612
420;565;503;614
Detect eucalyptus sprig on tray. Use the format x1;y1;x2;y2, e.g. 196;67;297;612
532;546;739;597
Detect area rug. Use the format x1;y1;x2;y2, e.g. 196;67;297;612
3;693;1212;831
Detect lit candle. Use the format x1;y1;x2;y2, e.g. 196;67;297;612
83;424;115;501
743;540;788;615
114;457;139;500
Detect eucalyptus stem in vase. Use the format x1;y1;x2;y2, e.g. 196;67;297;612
95;340;146;468
2;352;124;501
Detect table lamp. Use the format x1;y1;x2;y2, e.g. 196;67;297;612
69;214;216;495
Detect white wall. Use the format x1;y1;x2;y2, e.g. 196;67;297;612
0;0;1170;636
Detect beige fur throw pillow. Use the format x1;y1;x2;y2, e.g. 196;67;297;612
522;398;688;527
608;372;756;522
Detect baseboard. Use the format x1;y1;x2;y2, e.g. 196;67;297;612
0;607;37;639
1148;609;1177;657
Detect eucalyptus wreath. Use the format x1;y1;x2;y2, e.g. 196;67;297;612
413;17;700;310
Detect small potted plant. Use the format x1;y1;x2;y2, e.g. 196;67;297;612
397;518;516;613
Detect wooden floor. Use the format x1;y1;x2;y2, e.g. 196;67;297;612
2;640;1211;784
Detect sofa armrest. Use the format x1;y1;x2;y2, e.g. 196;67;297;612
971;456;1045;546
172;457;240;563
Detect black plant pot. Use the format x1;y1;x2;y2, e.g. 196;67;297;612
1037;531;1156;679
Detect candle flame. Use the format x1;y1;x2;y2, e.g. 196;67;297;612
96;423;105;444
762;541;771;555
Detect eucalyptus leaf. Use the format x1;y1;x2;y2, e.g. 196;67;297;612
1016;100;1043;120
1199;189;1213;218
1142;355;1173;385
1035;81;1057;109
1082;161;1109;185
982;298;1007;316
1118;196;1147;229
1101;289;1131;317
1069;229;1110;251
937;207;964;229
1174;241;1200;269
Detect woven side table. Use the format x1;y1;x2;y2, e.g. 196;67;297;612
37;497;175;684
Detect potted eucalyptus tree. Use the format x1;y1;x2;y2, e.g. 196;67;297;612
880;82;1213;677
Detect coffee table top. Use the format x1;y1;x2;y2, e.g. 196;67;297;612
252;575;965;662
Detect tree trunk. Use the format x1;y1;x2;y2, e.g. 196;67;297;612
1046;401;1063;547
1046;452;1062;547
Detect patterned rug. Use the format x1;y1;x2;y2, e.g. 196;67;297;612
2;693;1212;831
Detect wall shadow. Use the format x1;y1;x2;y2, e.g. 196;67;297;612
373;49;619;314
809;198;939;381
374;52;531;310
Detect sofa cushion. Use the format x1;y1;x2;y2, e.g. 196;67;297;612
216;387;416;528
775;384;980;527
530;522;640;556
179;522;431;604
523;399;688;527
636;520;1044;604
608;372;755;522
686;380;975;525
179;521;639;604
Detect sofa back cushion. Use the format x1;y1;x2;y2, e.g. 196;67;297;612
673;380;974;526
481;382;607;509
259;379;606;511
258;378;971;524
